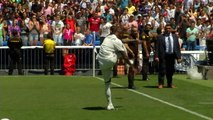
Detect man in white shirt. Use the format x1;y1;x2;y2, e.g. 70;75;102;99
97;25;135;110
99;18;112;44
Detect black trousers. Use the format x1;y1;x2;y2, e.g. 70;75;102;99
44;54;55;75
142;55;150;80
158;54;175;87
8;51;23;75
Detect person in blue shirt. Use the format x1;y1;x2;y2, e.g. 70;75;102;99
119;0;129;10
100;8;113;23
83;29;94;46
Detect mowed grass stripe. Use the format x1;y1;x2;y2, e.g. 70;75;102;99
0;75;212;120
174;74;213;88
95;77;213;120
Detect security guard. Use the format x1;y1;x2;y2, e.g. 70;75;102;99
8;30;23;75
140;24;152;81
43;33;56;75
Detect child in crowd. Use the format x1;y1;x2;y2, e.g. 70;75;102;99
63;24;74;46
83;29;94;46
74;26;85;46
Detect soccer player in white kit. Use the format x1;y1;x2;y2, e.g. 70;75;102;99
97;26;134;110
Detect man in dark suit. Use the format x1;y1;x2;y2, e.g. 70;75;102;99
154;24;182;89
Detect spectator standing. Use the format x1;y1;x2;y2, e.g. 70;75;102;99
88;12;101;41
28;15;40;46
63;24;74;46
52;15;64;45
65;14;76;33
20;20;29;46
43;3;54;17
40;15;51;44
74;26;85;46
186;21;199;50
0;16;5;46
120;8;130;25
119;0;129;10
8;19;21;38
75;11;87;33
126;2;136;15
99;18;112;44
178;14;190;47
100;7;113;23
83;29;94;46
88;12;101;33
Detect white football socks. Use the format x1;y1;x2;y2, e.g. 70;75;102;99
105;83;114;110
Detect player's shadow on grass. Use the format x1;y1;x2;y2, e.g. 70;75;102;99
111;86;127;89
83;106;122;111
134;78;143;81
83;106;106;110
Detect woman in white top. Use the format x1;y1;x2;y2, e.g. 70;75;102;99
99;18;112;44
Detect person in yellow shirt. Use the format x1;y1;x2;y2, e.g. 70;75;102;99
43;33;56;75
126;2;136;15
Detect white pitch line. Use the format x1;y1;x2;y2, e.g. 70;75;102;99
95;77;213;120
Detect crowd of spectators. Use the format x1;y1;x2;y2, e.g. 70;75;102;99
0;0;212;50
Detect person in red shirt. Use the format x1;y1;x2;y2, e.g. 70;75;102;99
88;13;101;33
65;15;76;33
88;13;101;41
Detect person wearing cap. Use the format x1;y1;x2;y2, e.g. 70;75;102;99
97;25;136;110
8;30;23;75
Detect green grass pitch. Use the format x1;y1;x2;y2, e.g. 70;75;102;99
0;74;213;120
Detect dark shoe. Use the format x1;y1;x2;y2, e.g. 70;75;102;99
18;71;24;75
142;78;149;81
168;85;176;88
128;85;136;89
142;75;149;81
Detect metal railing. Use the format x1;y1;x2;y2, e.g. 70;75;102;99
0;46;206;75
0;46;100;75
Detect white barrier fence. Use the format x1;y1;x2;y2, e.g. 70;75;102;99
0;46;206;76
